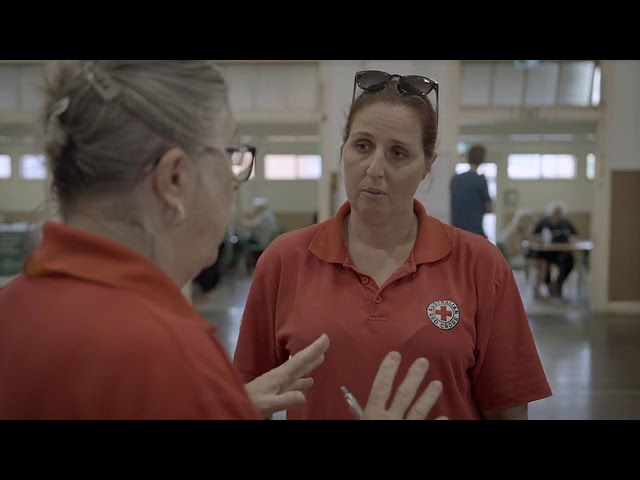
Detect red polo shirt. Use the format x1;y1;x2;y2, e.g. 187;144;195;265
0;221;259;420
234;199;552;420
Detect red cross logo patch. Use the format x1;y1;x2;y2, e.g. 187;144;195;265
426;300;460;330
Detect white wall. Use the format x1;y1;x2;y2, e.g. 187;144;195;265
0;143;48;214
590;60;640;314
239;138;320;214
604;62;640;170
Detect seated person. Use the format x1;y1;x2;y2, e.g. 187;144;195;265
242;197;280;267
498;207;534;269
499;208;549;300
531;200;578;298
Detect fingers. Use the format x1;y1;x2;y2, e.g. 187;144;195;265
286;377;314;392
366;351;401;411
258;391;306;418
279;334;330;380
388;357;430;416
405;380;444;420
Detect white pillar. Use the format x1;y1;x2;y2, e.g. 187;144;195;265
412;61;461;224
318;60;363;221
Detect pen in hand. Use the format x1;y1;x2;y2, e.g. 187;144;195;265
341;386;365;420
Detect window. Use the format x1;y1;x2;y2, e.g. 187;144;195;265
20;154;47;180
591;65;601;106
507;154;576;180
264;154;322;180
0;155;11;179
586;153;596;180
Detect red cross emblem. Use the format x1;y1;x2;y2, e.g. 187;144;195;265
426;300;460;331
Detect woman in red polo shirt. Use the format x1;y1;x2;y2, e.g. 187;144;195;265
234;70;553;420
0;61;444;420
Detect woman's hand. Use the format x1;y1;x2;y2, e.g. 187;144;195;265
363;352;447;420
244;334;329;419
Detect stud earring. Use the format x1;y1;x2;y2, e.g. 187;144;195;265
175;204;186;224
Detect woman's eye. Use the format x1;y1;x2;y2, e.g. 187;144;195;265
355;142;370;153
391;149;408;160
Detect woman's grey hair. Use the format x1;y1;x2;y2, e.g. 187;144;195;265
40;60;229;218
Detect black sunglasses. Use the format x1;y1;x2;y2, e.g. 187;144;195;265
352;70;439;123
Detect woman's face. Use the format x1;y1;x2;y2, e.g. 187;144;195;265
187;105;239;267
342;102;433;226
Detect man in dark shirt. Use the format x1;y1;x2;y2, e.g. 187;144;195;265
532;200;578;297
450;144;494;237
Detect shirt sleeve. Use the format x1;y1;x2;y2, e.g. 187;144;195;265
469;264;553;412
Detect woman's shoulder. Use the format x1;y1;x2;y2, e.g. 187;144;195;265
259;222;325;261
444;224;509;267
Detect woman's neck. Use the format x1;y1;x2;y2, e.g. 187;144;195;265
65;200;191;288
346;207;418;251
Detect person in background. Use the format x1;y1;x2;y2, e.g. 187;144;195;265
499;208;534;266
450;144;494;237
243;196;280;263
531;200;578;298
0;61;444;420
498;207;549;300
234;69;552;420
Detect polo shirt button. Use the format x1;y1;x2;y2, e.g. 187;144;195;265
362;277;369;284
375;296;382;304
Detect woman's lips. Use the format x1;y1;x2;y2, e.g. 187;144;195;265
362;188;387;198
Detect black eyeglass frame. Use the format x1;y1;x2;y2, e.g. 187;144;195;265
351;70;439;126
150;143;256;183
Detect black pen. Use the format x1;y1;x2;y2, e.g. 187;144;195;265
340;386;365;419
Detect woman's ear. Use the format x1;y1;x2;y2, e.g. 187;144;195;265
152;147;192;209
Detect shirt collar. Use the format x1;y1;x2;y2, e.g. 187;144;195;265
309;199;454;265
25;221;202;321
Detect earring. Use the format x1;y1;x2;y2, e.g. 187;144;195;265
175;204;186;224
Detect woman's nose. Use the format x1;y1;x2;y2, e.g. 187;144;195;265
366;150;384;177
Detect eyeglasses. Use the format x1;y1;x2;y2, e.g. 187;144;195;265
352;70;439;123
197;143;256;182
226;144;256;182
149;143;256;182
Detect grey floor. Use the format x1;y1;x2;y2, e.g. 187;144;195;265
193;264;640;420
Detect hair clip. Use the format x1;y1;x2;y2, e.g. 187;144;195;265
83;64;120;101
49;96;70;119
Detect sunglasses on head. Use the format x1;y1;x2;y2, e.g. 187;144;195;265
352;70;439;123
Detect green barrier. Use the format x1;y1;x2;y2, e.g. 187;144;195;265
0;224;38;276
